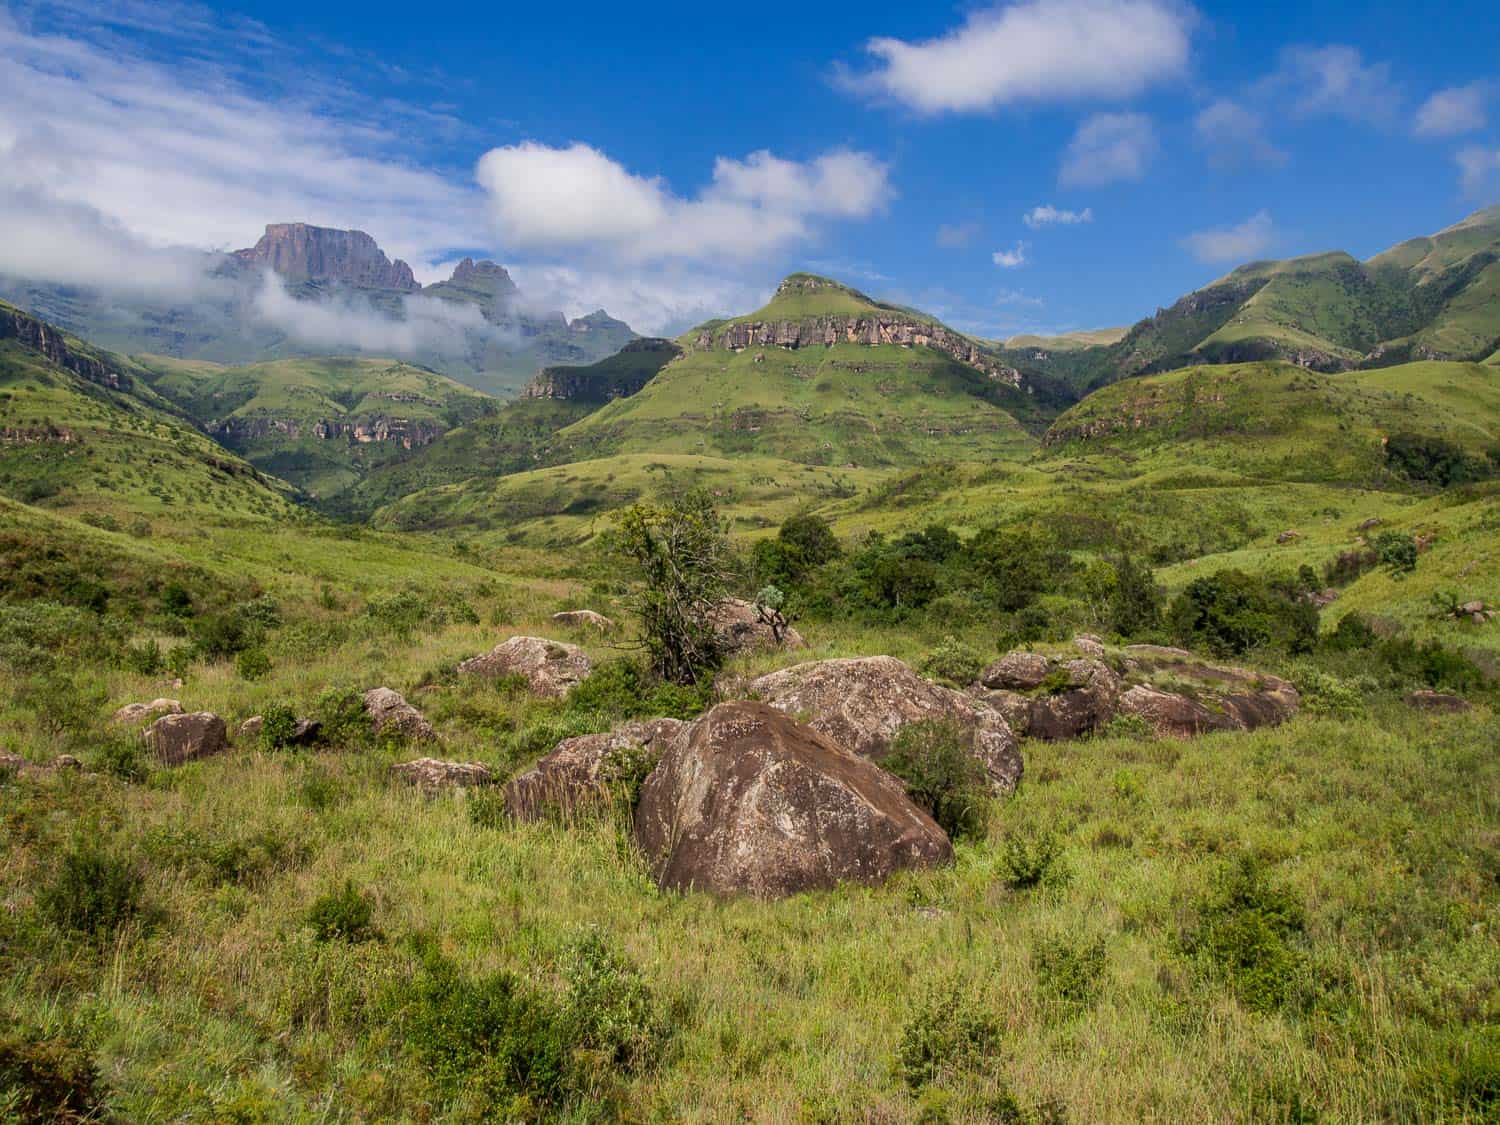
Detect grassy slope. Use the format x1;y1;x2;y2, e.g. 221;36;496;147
552;342;1036;468
1004;327;1129;350
133;355;493;498
0;340;297;521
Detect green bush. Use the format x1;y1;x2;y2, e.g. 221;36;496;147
565;657;714;722
561;929;666;1078
90;735;147;783
260;704;300;750
1167;569;1318;655
896;985;1002;1090
999;829;1069;891
37;842;144;938
467;788;510;830
0;1017;107;1123
1033;935;1108;1014
1385;432;1495;488
305;882;378;943
313;687;371;748
1181;856;1305;1013
882;719;991;842
1109;554;1164;638
918;636;986;687
235;647;272;681
1374;532;1419;576
1295;669;1369;718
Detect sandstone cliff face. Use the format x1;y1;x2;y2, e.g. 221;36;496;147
233;223;419;291
0;305;129;390
695;316;1022;387
446;258;519;300
213;414;445;449
523;338;682;402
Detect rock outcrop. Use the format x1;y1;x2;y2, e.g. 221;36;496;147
142;711;228;766
1405;690;1472;713
390;758;494;791
711;598;805;654
504;718;684;822
0;303;131;390
361;688;435;741
748;656;1022;792
112;698;183;726
446;257;519;300
457;637;592;698
1;752;83;778
233;223;419;291
632;702;952;898
523;338;681;402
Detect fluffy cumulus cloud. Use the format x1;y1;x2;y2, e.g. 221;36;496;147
992;242;1029;268
252;273;510;356
511;265;768;339
475;143;891;264
1023;204;1092;228
1059;113;1158;187
1181;210;1275;264
845;0;1195;115
1457;147;1500;197
1414;83;1489;138
0;4;486;293
1194;100;1288;169
1271;45;1400;124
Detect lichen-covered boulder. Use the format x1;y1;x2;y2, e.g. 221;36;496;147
390;758;494;791
504;718;684;822
362;688;435;741
1021;659;1122;741
143;711;227;766
112;698;182;726
979;651;1051;691
748;656;1022;792
551;610;616;632
458;636;592;698
710;598;805;654
632;702;951;898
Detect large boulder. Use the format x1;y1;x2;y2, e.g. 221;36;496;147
458;636;592;698
710;598;805;654
111;698;182;726
362;688;435;741
143;711;227;766
391;758;494;791
1018;659;1121;742
504;718;684;822
748;656;1022;792
551;609;616;632
1405;689;1472;713
978;651;1051;691
633;702;951;898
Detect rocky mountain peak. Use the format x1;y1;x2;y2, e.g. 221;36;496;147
448;257;519;296
774;273;868;300
233;222;419;292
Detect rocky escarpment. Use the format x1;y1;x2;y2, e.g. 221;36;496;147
212;414;446;449
0;304;131;390
446;257;519;300
233;223;419;291
524;338;682;402
696;316;1021;387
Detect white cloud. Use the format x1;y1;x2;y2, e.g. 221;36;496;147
511;264;767;338
1023;204;1093;228
475;142;891;265
1271;45;1400;124
996;289;1044;307
0;5;486;284
1456;146;1500;197
1193;99;1287;169
1181;210;1275;264
1414;83;1489;138
936;222;981;249
992;242;1029;268
1059;113;1158;187
845;0;1194;115
252;272;510;356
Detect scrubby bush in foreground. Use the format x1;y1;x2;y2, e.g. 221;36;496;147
882;719;991;842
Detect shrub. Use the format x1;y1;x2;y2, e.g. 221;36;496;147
305;882;378;943
1323;612;1378;651
882;719;991;842
37;842;144;938
896;986;1002;1090
91;735;147;783
193;609;258;659
562;929;666;1077
1033;935;1108;1014
1109;554;1163;638
1181;856;1305;1013
0;1017;106;1122
1385;432;1494;488
297;770;343;812
467;788;509;830
565;657;714;722
1167;569;1317;655
1374;532;1419;576
1295;669;1368;718
260;704;300;749
999;829;1069;891
313;687;371;748
918;636;986;687
235;647;272;681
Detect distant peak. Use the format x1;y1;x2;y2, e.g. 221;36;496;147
450;257;514;284
233;222;418;292
775;273;869;300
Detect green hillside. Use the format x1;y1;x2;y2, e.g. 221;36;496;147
0;304;296;521
133;355;493;498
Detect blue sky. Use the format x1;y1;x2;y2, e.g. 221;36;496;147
1;0;1497;336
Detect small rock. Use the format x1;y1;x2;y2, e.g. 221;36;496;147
978;651;1052;691
362;688;435;741
1276;530;1300;544
51;754;82;771
1406;690;1471;713
112;698;182;726
710;598;805;653
143;711;228;766
239;716;264;739
391;758;494;791
0;752;82;778
633;701;952;898
504;718;684;822
551;609;616;632
458;636;592;699
1073;634;1106;658
1357;517;1382;531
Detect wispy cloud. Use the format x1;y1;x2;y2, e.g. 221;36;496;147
1456;146;1500;197
1414;82;1490;138
842;0;1195;115
1023;204;1093;229
992;242;1030;268
1059;113;1158;187
1181;210;1276;264
1194;100;1288;169
1268;45;1401;125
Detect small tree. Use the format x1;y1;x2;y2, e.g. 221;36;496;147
616;488;732;684
754;584;791;646
1109;554;1163;638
